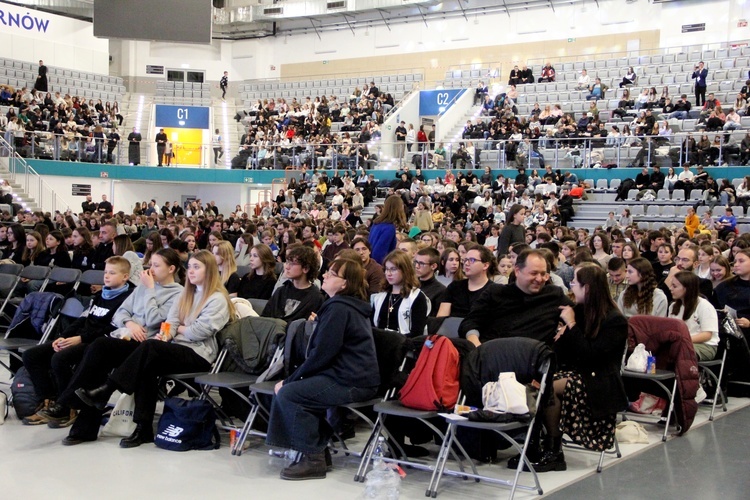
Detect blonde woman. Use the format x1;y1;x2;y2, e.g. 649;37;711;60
212;240;240;297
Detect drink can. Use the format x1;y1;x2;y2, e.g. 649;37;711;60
230;429;237;449
647;355;656;374
160;322;171;342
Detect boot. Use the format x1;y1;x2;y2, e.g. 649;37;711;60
280;452;327;481
120;424;155;449
533;436;567;473
507;426;543;469
75;381;116;410
324;447;333;472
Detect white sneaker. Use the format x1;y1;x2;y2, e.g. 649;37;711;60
695;386;707;404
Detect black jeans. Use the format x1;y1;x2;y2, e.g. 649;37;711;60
266;375;377;454
22;342;89;400
108;339;210;425
695;85;706;107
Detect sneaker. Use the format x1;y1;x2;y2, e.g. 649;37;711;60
45;404;78;429
695;386;707;404
22;399;52;426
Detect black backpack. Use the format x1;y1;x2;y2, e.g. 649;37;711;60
11;367;41;419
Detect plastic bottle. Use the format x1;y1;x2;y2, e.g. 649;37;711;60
364;437;401;499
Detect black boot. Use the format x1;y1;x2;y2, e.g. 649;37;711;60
533;436;567;472
324;447;333;471
75;381;116;410
120;424;155;449
280;452;327;481
507;425;543;469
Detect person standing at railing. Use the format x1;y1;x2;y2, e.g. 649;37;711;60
106;128;120;164
127;128;142;166
394;120;406;162
155;128;167;167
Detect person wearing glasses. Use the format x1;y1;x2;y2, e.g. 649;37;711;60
370;249;430;337
262;245;324;323
414;247;446;316
267;257;379;480
437;243;496;318
459;248;573;346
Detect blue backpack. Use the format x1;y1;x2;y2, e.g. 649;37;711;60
154;398;221;451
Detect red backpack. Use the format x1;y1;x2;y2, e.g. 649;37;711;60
399;335;460;411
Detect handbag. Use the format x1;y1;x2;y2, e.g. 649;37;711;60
481;372;529;415
100;392;136;437
615;421;649;444
155;398;220;452
625;343;649;372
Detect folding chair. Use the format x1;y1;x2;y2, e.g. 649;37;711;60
0;263;23;277
426;338;553;499
248;298;268;315
236;265;251;278
354;335;477;487
47;267;83;293
698;332;728;421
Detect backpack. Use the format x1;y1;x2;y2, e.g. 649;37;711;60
11;367;41;419
399;335;460;411
154;398;221;452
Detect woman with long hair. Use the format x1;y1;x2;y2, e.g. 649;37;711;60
70;226;94;271
21;231;46;266
38;230;72;268
266;257;378;480
370;249;429;337
237;243;277;300
534;264;628;471
621;241;640;266
74;250;235;447
709;255;732;289
588;232;612;269
616;257;668;318
668;271;719;361
369;194;407;264
212;240;240;297
2;223;26;264
142;232;163;266
437;248;464;286
696;244;714;280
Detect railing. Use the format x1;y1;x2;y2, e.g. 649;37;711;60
7;128;746;172
0;134;70;213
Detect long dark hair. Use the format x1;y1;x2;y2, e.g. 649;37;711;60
623;257;658;314
670;271;700;320
153;247;186;284
575;264;618;339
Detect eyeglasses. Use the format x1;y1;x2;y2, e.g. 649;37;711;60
285;260;301;266
326;270;341;278
413;260;431;267
463;257;482;265
384;267;400;274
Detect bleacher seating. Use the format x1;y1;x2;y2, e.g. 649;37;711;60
238;72;423;107
0;57;125;102
156;80;211;104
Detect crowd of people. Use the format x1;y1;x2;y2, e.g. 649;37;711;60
3;159;748;479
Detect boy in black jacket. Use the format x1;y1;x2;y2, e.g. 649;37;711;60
21;256;133;427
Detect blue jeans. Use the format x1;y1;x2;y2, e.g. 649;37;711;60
266;375;377;454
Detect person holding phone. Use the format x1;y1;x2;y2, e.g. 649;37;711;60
692;61;708;107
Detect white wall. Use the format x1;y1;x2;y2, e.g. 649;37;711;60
39;175;270;217
660;0;750;49
0;3;108;74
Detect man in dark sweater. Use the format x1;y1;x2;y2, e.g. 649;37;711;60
496;204;527;257
21;256;134;426
414;247;445;316
459;249;573;346
321;225;350;264
81;195;97;214
91;221;116;270
263;246;324;324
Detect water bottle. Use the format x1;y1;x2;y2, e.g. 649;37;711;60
0;391;6;424
364;437;401;499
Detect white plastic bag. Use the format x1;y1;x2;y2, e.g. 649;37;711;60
100;392;136;437
482;372;529;415
615;421;649;444
625;343;649;373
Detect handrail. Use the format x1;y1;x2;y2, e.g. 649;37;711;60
0;134;70;214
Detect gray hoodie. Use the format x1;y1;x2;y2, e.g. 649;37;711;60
166;288;231;363
111;281;183;337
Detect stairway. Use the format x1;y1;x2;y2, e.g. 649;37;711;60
211;97;241;169
0;156;43;212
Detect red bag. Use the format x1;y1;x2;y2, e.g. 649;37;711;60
399;335;460;411
570;186;584;198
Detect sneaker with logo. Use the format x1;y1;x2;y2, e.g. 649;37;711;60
22;399;53;426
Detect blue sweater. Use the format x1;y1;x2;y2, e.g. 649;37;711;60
287;295;379;389
369;222;397;264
